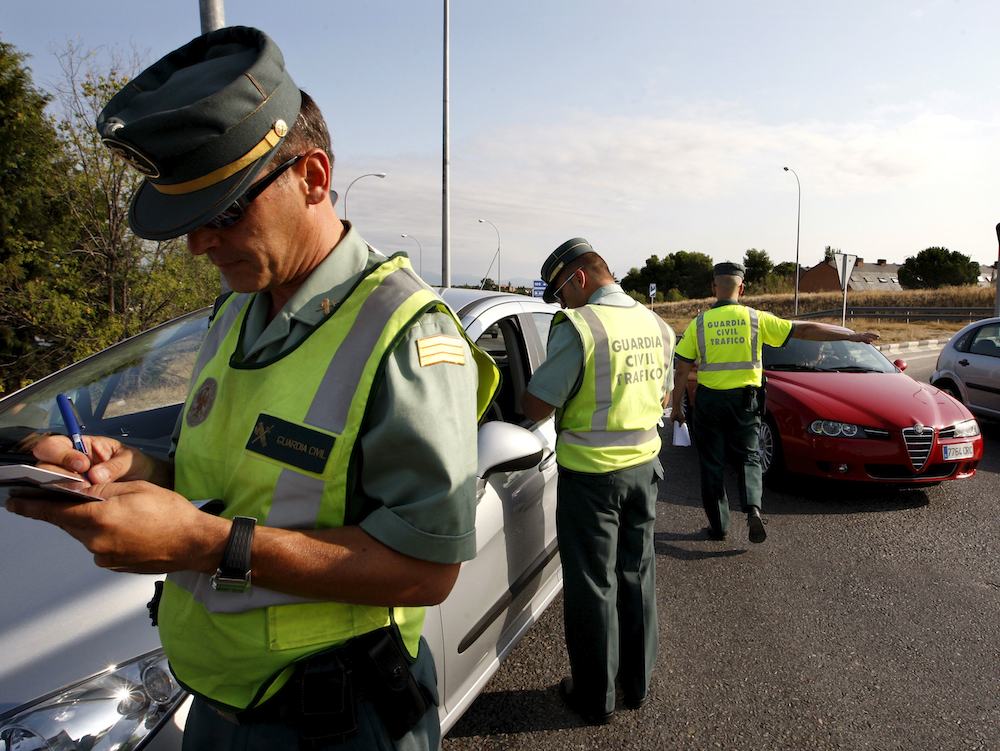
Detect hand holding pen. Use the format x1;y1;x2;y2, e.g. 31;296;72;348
56;393;90;480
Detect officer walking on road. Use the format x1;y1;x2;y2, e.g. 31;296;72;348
671;261;879;543
9;26;498;750
522;239;675;725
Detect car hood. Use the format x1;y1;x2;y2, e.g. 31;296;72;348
0;493;162;715
766;371;974;429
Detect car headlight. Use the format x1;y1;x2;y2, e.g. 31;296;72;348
0;649;185;751
951;418;981;438
809;420;863;438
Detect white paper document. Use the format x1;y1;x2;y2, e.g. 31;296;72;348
672;421;692;447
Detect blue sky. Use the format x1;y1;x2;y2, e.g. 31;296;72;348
7;0;1000;286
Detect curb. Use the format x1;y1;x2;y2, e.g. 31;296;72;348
878;339;945;353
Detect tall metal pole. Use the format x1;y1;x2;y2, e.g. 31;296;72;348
441;0;451;288
401;233;423;277
783;166;801;316
994;223;1000;317
199;0;225;32
201;0;227;290
477;218;501;290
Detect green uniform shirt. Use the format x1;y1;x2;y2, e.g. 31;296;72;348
527;284;672;407
176;224;479;563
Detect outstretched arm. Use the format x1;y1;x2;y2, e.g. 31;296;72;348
792;322;880;344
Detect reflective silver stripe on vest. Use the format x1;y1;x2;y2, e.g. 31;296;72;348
173;266;429;612
190;295;251;386
576;306;613;431
696;308;761;372
561;426;660;448
266;267;425;530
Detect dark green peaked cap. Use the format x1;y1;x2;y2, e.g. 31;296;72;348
97;26;302;240
540;238;594;303
713;261;745;278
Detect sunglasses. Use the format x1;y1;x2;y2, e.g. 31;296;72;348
203;153;305;229
551;269;577;304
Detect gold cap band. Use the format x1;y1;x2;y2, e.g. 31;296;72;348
151;126;283;195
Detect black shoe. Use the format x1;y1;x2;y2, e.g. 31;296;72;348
623;694;647;710
703;526;728;541
747;508;767;544
559;677;613;725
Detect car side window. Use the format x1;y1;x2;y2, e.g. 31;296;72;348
968;324;1000;358
476;316;531;427
530;312;555;356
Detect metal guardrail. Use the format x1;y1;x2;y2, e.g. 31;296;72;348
796;307;992;322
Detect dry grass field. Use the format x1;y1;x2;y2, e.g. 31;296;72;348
654;285;994;344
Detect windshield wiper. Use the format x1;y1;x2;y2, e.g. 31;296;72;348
824;365;881;373
767;364;824;371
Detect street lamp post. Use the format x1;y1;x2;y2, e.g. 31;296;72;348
401;233;423;277
783;166;802;316
342;172;386;220
477;218;501;291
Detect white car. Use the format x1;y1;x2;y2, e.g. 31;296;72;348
0;289;563;748
931;316;1000;421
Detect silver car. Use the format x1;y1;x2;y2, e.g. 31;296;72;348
0;289;563;748
931;317;1000;421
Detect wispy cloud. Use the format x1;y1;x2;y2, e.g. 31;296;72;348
344;108;1000;284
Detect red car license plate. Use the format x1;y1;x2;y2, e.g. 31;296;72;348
943;443;974;461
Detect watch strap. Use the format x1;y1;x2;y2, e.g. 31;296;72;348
211;515;256;592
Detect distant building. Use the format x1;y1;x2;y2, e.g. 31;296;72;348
798;257;901;293
977;264;997;287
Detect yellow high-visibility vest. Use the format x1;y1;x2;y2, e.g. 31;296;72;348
160;254;499;710
556;303;674;473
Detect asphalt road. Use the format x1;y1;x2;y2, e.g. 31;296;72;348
443;346;999;751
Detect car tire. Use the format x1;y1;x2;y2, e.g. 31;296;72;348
758;417;784;486
934;380;963;404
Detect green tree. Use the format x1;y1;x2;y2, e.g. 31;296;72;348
898;246;980;289
823;246;840;263
773;261;798;277
670;251;714;298
622;251;713;299
743;248;774;287
0;38;78;392
0;43;216;394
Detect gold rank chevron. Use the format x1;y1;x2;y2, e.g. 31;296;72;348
416;334;467;367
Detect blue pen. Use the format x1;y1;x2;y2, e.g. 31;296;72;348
56;393;88;456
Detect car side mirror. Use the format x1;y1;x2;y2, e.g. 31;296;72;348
477;421;544;479
894;358;907;371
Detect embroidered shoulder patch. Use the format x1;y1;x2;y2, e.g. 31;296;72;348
416;334;466;367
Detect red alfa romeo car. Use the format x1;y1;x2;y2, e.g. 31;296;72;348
686;337;983;485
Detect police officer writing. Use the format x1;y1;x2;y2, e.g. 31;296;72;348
7;27;499;751
522;239;676;725
671;261;879;543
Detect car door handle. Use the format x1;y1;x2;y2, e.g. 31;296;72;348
539;450;557;471
958;359;969;366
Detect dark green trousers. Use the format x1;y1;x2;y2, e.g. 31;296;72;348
556;458;661;715
692;384;763;536
181;636;441;751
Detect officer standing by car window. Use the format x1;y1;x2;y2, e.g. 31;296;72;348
671;261;879;544
522;239;675;725
8;26;499;750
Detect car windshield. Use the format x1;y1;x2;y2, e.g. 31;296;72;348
0;311;209;461
763;338;896;374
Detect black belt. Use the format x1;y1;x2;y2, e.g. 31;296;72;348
204;626;433;746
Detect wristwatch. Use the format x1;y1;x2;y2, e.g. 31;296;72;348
210;516;256;592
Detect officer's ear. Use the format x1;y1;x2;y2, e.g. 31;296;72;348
301;148;332;205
